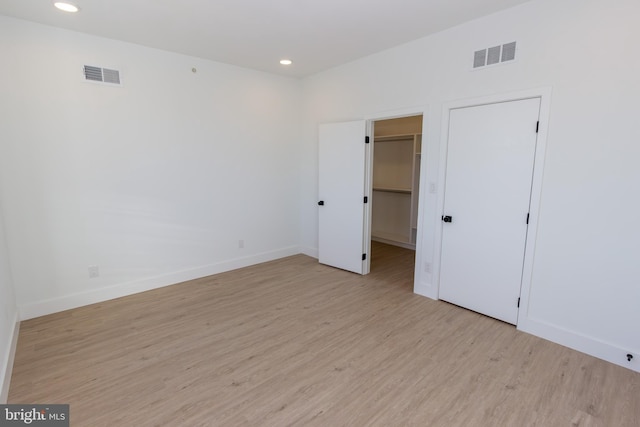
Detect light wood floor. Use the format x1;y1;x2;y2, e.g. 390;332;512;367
9;242;639;426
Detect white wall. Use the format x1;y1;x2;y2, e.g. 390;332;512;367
300;0;640;371
0;196;19;403
0;16;303;319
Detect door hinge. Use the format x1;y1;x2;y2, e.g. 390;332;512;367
364;196;368;203
536;121;539;133
362;253;367;261
526;213;530;224
517;297;521;308
365;136;370;144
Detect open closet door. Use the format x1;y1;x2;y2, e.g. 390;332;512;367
318;120;367;274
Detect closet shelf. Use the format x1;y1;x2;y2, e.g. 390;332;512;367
374;134;417;142
373;187;412;194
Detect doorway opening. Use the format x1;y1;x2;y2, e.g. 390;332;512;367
370;115;423;276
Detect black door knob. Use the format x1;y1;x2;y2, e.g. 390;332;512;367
318;201;325;206
442;215;452;223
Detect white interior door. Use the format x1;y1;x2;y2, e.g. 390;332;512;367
318;120;367;274
439;98;540;324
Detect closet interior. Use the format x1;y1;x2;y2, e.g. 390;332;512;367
372;115;423;250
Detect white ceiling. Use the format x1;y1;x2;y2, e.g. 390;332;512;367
0;0;532;77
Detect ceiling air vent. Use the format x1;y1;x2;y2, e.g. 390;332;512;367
472;41;517;69
83;65;122;86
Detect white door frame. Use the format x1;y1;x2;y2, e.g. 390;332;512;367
433;88;552;327
364;107;428;278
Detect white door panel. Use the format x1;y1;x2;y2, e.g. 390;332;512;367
318;121;366;274
440;98;540;324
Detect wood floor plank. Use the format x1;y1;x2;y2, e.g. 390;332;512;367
8;242;640;426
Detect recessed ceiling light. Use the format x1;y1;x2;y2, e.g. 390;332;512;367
54;2;80;13
279;59;292;66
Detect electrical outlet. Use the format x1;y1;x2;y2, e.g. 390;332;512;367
429;182;437;194
424;262;432;273
238;239;244;249
88;265;99;278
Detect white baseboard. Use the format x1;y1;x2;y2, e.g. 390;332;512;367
299;246;318;259
371;234;416;251
18;246;301;320
372;236;416;250
1;314;20;404
518;317;639;373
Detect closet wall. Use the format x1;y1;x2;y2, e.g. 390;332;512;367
372;116;423;249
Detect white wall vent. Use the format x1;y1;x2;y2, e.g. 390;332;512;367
83;65;122;86
472;42;517;69
473;50;486;69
